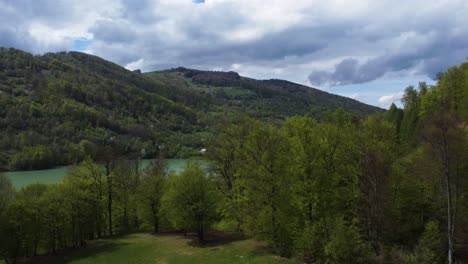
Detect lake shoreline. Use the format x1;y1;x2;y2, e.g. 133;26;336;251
4;159;206;189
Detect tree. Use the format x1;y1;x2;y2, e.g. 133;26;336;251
420;109;467;264
415;66;467;264
0;174;14;213
238;123;294;256
357;116;399;255
112;160;140;232
208;115;257;231
40;185;69;254
9;145;54;170
0;175;15;263
15;184;48;256
163;163;219;242
139;159;166;233
400;85;422;144
324;218;372;263
384;103;404;140
95;145;118;237
68;159;106;238
404;221;445;264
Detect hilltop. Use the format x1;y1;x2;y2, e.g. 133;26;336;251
145;67;381;120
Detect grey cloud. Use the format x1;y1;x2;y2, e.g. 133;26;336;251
90;20;137;43
309;27;468;86
2;0;85;24
0;2;70;53
1;0;468;89
134;23;346;72
120;0;159;24
0;27;33;51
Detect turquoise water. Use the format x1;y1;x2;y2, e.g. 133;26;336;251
3;159;192;189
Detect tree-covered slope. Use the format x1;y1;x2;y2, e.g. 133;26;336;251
0;48;382;170
0;48;201;170
144;67;382;121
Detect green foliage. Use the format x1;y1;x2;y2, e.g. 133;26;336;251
324;218;372;263
138;160;166;233
147;68;382;120
0;48;203;170
9;145;54;170
404;221;445;264
0;175;14;261
0;174;13;213
384;103;404;138
1;51;468;264
162;163;220;241
0;48;381;171
108;160;141;233
295;221;327;263
237;122;296;256
208;110;376;260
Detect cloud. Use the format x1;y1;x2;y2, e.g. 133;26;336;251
378;92;404;108
89;20;137;43
125;58;145;71
1;0;467;106
309;31;468;86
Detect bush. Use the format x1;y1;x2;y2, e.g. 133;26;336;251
295;218;372;264
295;221;327;263
324;218;372;263
403;221;445;264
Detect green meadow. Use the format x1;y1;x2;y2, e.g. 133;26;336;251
16;232;292;264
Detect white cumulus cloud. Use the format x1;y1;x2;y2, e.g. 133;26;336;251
378;92;404;108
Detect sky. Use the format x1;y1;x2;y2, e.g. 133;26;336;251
1;0;467;108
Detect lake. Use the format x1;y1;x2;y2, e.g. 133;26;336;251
3;159;192;189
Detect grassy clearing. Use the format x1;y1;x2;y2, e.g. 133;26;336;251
23;232;293;264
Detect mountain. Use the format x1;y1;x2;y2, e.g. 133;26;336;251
144;67;381;119
0;47;382;170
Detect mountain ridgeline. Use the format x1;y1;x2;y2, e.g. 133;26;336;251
0;47;381;170
146;67;381;119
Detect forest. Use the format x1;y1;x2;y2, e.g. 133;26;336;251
0;60;467;263
0;48;381;171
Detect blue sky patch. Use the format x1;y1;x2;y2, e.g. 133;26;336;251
193;0;205;3
72;39;92;51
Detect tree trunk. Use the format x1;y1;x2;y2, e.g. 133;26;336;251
34;236;38;256
151;203;159;233
106;162;113;237
123;201;128;230
154;218;159;234
198;223;204;242
442;136;454;264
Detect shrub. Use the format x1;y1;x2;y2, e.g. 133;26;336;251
324;218;372;263
403;221;445;264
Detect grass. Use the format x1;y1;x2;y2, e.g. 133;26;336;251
22;232;293;264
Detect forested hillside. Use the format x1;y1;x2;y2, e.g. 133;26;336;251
145;67;381;120
0;61;466;263
0;48;381;171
